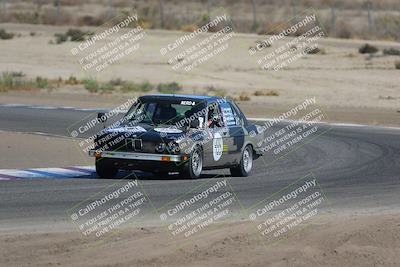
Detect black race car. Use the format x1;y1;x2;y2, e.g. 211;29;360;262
89;94;264;179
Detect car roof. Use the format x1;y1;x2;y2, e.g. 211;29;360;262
139;94;222;103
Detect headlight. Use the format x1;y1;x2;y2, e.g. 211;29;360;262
168;142;181;154
155;143;166;153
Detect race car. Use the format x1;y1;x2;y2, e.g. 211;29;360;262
89;94;264;179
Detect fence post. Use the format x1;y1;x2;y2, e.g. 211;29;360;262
55;0;60;23
365;1;373;33
291;0;297;20
159;0;164;29
207;0;212;17
330;5;336;33
251;0;257;32
2;0;7;17
108;0;113;19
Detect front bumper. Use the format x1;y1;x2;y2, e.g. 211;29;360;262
88;150;184;162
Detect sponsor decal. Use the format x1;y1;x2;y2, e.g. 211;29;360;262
213;132;223;161
180;100;196;106
106;126;147;133
154;128;183;134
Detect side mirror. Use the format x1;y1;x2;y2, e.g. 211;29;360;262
189;118;200;128
98;112;107;123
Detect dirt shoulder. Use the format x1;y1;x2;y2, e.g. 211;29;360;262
0;23;399;127
0;213;399;267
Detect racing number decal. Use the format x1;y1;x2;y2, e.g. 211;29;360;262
213;132;223;161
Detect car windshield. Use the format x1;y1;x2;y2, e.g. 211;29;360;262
125;99;206;127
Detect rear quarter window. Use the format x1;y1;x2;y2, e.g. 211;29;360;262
220;102;238;126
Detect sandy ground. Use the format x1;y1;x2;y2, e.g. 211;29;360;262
0;23;399;127
0;213;399;267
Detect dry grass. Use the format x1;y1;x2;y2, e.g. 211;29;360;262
238;93;251;101
254;90;279;97
1;1;400;41
0;72;52;92
383;48;400;56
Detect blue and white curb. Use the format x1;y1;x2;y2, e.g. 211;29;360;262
0;166;95;180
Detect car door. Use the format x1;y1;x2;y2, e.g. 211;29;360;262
203;101;231;168
219;101;245;165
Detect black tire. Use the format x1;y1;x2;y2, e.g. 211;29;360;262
179;146;203;179
96;159;118;179
230;145;253;177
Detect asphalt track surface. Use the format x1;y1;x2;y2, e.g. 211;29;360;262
0;105;399;231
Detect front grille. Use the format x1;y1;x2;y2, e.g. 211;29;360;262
126;138;143;151
134;139;142;150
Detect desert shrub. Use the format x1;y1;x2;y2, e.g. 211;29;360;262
53;29;89;44
0;72;14;91
306;46;322;54
121;81;153;93
254;90;279;96
9;71;25;77
238;93;251;101
65;75;80;85
359;44;378;54
395;61;400;70
121;82;137;93
212;89;227;97
109;78;124;86
54;33;68;44
0;72;48;91
383;48;400;56
77;15;106;26
157;82;182;93
204;85;226;97
83;78;99;93
0;29;14;40
99;83;115;94
35;76;48;89
66;28;86;42
139;81;153;92
138;19;153;30
256;40;271;49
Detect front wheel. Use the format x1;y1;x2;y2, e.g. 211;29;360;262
96;160;118;179
179;146;203;179
230;145;253;177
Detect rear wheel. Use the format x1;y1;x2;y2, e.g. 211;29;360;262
180;146;203;179
96;159;118;179
230;145;253;177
